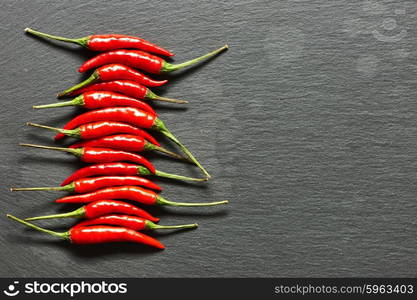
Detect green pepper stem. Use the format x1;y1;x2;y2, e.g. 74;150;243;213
161;45;228;73
137;166;207;182
155;170;207;182
146;221;198;230
24;207;85;221
154;119;211;179
33;95;84;109
156;196;228;207
57;72;99;97
146;90;188;104
6;214;69;240
26;122;81;138
10;182;75;192
144;142;192;163
20;143;83;157
25;28;88;47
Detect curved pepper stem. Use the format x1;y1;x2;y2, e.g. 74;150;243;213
154;170;207;182
20;143;83;157
145;221;198;230
156;196;228;207
137;166;207;182
161;45;228;73
26;122;81;138
25;28;89;47
10;182;75;193
57;72;99;97
145;90;188;104
6;214;69;240
33;95;84;109
144;142;192;163
24;207;85;221
153;119;211;179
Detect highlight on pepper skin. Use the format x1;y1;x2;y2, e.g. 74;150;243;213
25;28;174;56
57;64;168;97
6;214;165;249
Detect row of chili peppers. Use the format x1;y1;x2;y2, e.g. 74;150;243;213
7;28;228;249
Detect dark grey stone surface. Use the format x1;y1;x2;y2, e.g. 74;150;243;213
0;0;416;277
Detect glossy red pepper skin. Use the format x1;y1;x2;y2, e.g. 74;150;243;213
69;134;147;152
27;121;159;145
79;50;164;74
82;200;158;221
72;215;197;231
25;200;159;222
25;28;173;57
20;144;157;174
78;121;160;146
59;162;205;186
69;226;164;248
59;82;186;104
55;107;156;140
87;34;173;57
34;91;156;115
61;163;147;186
78;45;228;74
58;66;167;97
83;91;155;114
97;64;167;87
7;214;163;249
68;135;189;163
11;175;161;194
73;215;149;230
80;147;156;174
56;186;157;205
73;176;161;193
69;80;152;100
55;185;227;207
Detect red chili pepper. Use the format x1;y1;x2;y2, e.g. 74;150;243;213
60;162;206;186
74;215;197;231
33;91;156;114
55;108;155;139
27;121;160;146
53;107;210;178
19;144;156;174
11;175;161;193
24;199;158;222
25;28;173;57
7;214;164;249
58;64;167;97
78;46;228;74
68;134;189;162
55;185;229;207
59;80;186;104
23;208;196;231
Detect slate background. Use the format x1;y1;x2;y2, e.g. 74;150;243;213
0;0;416;277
